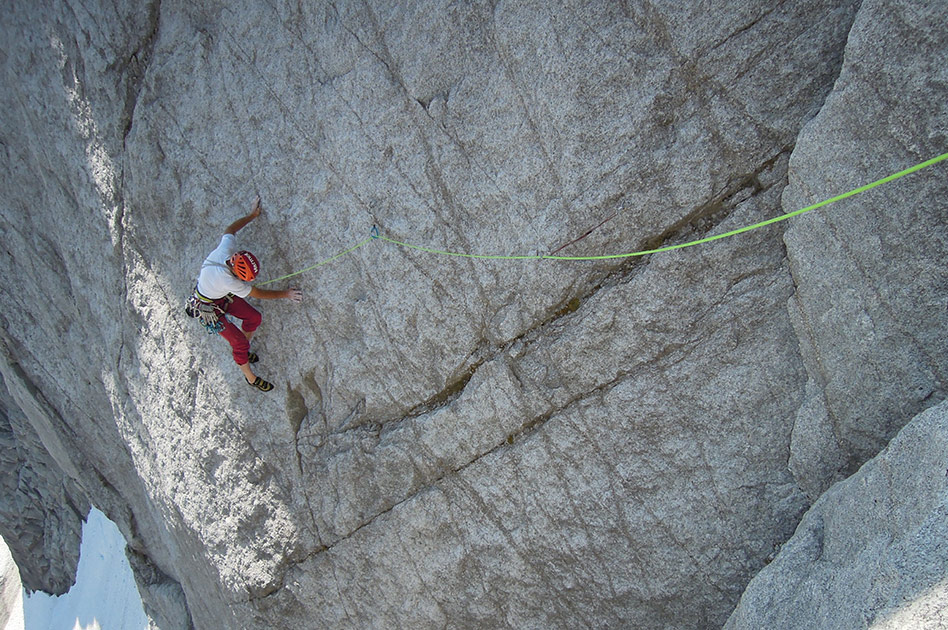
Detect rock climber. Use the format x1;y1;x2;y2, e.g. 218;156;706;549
190;196;302;392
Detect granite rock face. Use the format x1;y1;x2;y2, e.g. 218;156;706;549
725;400;948;630
0;0;945;629
0;374;88;595
726;2;948;626
782;0;948;499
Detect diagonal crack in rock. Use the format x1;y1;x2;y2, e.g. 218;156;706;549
294;148;796;563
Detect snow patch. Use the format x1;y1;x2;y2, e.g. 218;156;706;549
3;508;148;630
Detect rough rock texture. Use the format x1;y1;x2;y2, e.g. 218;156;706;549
726;1;948;625
725;400;948;630
0;371;88;595
0;0;945;629
782;0;948;500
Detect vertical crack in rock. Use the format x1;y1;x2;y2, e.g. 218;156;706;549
707;3;781;52
119;0;161;146
781;0;876;494
114;0;162;376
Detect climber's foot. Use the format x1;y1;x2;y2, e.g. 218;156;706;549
247;376;273;392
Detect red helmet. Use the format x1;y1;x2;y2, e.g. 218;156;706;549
228;250;260;281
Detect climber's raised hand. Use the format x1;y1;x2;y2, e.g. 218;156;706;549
249;195;262;219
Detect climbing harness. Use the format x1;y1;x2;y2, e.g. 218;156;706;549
184;287;230;334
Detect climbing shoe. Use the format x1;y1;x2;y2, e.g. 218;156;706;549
247;376;274;392
247;352;259;364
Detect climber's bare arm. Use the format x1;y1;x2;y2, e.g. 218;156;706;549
224;196;262;235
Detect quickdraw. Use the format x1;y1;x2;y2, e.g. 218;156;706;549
184;287;230;334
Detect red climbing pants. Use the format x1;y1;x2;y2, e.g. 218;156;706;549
216;296;261;365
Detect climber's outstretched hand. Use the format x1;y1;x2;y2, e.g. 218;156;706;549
225;196;262;235
286;288;303;303
249;195;262;219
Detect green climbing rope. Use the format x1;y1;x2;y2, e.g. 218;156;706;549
384;152;948;261
256;237;374;285
257;151;948;282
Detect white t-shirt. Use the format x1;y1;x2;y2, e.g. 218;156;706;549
196;234;252;299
